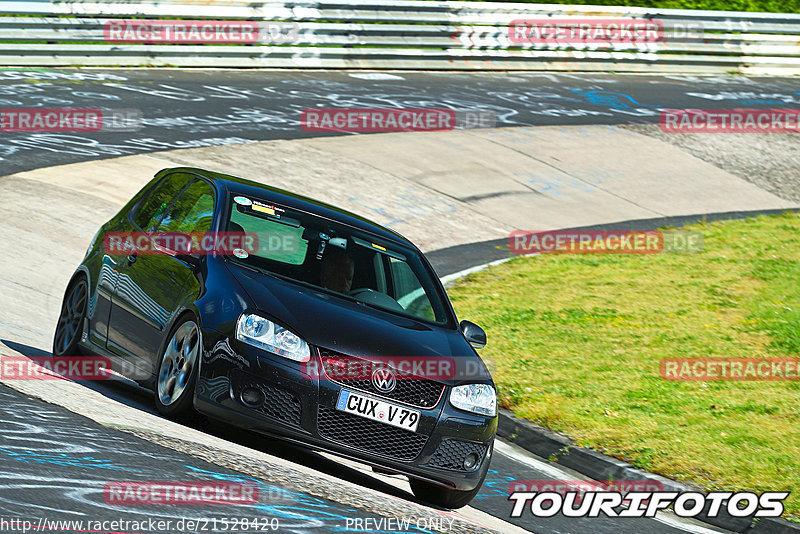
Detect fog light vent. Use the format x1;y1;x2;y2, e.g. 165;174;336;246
426;439;488;471
241;387;265;407
463;453;479;470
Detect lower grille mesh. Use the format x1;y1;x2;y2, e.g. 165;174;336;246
317;406;428;461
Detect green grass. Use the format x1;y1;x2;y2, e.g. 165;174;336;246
448;212;800;519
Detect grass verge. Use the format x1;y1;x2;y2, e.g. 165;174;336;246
448;212;800;520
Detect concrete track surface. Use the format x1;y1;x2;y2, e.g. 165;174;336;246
0;69;797;534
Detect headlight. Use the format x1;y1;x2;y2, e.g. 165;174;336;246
449;384;497;416
236;313;310;363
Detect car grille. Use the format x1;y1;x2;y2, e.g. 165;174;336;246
426;439;488;471
317;406;429;461
231;370;302;427
318;349;446;409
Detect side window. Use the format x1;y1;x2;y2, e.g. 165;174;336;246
389;257;436;321
132;173;193;232
158;179;215;234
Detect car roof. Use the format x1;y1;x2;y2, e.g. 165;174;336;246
169;167;415;248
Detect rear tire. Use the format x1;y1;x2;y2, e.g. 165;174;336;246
155;316;201;419
53;277;88;357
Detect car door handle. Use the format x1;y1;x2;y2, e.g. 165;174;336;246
127;254;137;265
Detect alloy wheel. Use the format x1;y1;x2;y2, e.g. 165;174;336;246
54;279;88;356
157;320;200;406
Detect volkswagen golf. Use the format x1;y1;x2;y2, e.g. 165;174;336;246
53;167;497;508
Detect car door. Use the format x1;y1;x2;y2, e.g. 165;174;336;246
106;173;215;378
91;178;177;349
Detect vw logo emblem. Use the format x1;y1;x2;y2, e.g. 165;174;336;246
371;367;396;393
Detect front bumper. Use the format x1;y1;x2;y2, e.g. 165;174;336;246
196;331;497;491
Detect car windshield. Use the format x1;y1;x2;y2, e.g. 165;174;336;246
225;193;450;325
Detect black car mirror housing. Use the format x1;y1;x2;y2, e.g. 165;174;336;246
460;320;487;349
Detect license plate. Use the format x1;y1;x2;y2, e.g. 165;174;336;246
336;389;420;432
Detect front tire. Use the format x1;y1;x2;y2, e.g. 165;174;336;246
53;277;88;357
410;473;486;509
155;316;201;419
410;444;491;509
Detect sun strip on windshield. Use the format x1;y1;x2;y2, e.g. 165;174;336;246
351;236;406;261
233;197;301;228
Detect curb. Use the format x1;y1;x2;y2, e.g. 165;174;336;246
497;410;800;533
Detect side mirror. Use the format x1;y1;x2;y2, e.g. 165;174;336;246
460;320;487;350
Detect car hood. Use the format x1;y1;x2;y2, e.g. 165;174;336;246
226;261;492;386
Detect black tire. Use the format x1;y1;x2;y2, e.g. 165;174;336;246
53;277;88;357
410;444;492;509
155;315;201;419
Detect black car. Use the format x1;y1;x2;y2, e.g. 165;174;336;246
53;167;497;508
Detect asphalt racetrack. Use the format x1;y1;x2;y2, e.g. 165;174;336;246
2;69;800;174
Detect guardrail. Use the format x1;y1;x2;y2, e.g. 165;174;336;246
1;0;800;73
